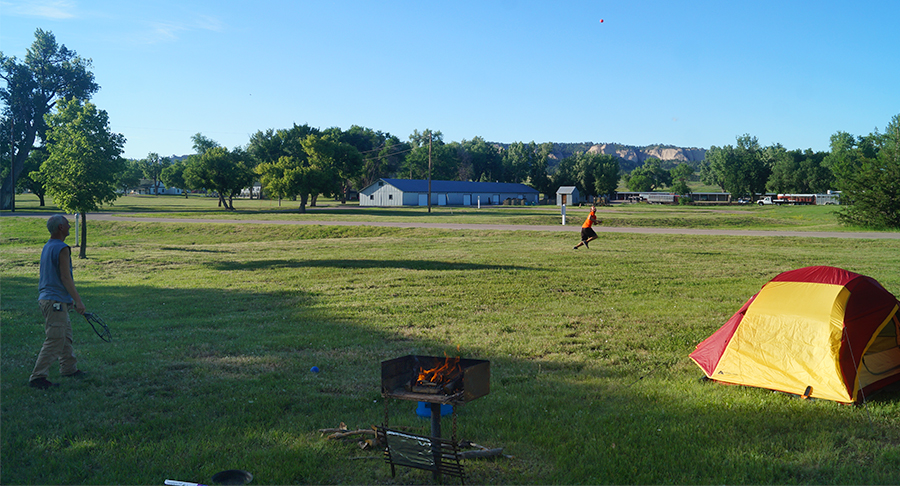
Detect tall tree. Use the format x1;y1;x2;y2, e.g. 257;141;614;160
823;131;878;193
767;146;832;194
837;114;900;229
670;163;694;197
627;158;671;192
183;146;253;210
461;137;502;183
255;154;321;213
160;161;188;197
34;98;125;258
735;134;770;197
17;148;50;206
116;159;143;194
300;133;363;205
589;153;621;199
559;152;620;200
526;142;554;197
248;124;320;199
700;148;729;192
337;125;406;190
191;132;220;155
138;152;171;195
1;29;99;210
402;129;457;181
701;134;770;199
502;142;533;183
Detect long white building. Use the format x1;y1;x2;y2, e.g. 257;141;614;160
359;178;540;207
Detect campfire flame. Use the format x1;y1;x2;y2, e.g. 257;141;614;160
416;355;461;385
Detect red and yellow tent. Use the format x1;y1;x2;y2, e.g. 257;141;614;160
690;266;900;403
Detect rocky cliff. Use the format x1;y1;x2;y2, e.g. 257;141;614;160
586;144;706;163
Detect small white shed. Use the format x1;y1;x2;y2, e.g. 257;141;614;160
556;186;580;206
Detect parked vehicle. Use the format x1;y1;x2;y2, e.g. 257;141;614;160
757;193;841;206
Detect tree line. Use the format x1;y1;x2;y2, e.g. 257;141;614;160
4;29;900;254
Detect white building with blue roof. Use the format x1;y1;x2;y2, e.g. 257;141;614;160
359;178;540;207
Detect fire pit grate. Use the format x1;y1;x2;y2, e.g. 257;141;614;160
376;428;465;484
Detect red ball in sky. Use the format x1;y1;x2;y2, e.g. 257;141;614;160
600;19;604;23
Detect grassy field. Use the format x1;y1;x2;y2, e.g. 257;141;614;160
2;195;900;484
9;192;898;233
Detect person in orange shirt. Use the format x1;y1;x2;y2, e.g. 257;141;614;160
573;205;600;249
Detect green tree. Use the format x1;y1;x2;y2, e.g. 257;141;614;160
183;145;253;210
701;134;770;200
627;158;671;192
302;132;363;204
526;142;554;197
557;152;620;200
590;153;621;199
160;161;188;197
502;142;533;183
191;132;220;155
734;134;770;197
335;125;406;191
35;98;125;258
256;155;319;212
402;129;457;181
823;131;879;193
247;124;320;199
551;154;577;189
138;152;171;195
837;114;900;228
17;148;50;206
1;29;99;210
767;146;832;194
462;137;502;183
116;159;143;194
699;149;728;192
670;163;694;197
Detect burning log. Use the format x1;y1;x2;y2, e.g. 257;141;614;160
382;355;489;404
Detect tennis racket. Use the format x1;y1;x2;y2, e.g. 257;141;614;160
83;312;112;342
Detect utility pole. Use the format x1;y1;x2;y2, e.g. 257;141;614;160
8;119;15;212
427;132;432;214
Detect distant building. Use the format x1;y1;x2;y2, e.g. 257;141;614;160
359;178;540;207
131;180;182;196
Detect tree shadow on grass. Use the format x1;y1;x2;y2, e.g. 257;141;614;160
3;273;899;485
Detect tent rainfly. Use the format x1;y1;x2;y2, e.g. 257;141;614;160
690;266;900;403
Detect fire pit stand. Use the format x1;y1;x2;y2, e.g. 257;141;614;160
379;355;490;483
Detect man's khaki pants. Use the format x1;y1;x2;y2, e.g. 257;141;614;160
30;300;78;381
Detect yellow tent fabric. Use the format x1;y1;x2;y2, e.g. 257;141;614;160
692;266;900;404
712;281;853;402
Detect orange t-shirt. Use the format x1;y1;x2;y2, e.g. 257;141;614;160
582;210;596;228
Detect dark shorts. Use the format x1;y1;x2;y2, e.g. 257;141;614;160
581;227;597;240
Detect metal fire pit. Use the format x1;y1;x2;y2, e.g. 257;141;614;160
380;355;490;484
381;355;490;405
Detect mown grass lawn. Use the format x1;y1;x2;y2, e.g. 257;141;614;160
2;196;900;484
11;192;895;233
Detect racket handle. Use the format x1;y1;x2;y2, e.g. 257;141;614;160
165;480;205;486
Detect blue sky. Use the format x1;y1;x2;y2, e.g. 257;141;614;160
2;0;898;159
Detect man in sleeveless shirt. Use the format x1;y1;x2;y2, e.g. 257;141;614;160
573;205;601;250
29;215;86;389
